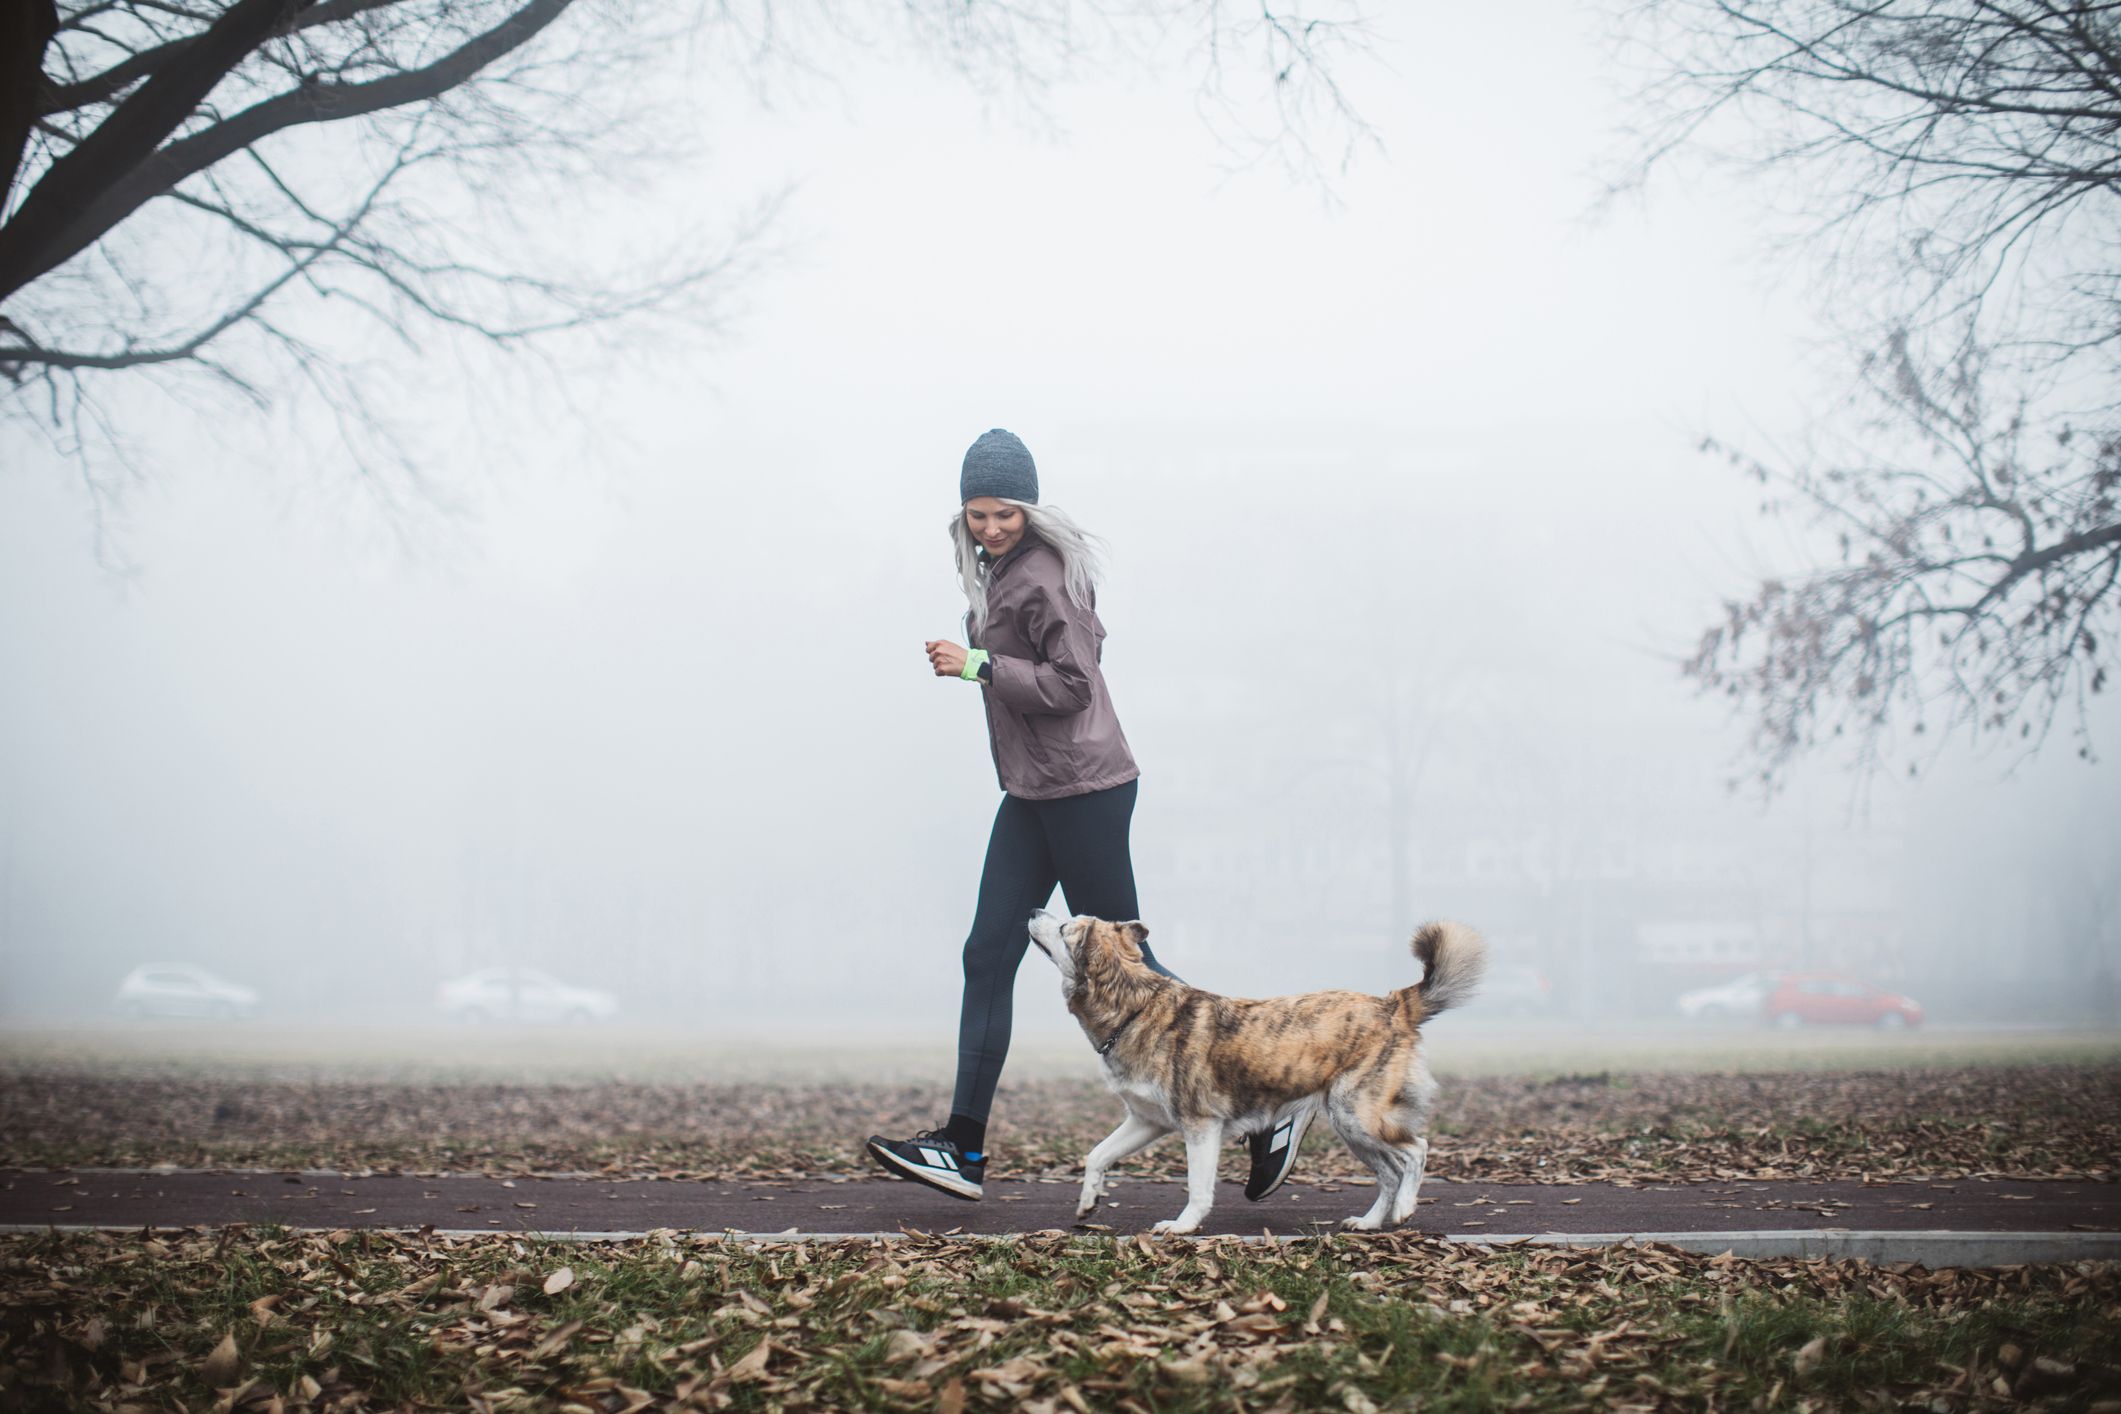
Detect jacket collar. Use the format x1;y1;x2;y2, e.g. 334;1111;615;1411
977;529;1045;581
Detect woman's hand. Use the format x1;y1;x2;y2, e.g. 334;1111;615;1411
926;639;970;678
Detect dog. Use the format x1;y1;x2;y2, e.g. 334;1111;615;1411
1026;910;1486;1235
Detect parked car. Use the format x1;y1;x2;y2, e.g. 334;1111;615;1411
113;964;261;1020
1677;970;1782;1022
1764;972;1923;1029
1482;964;1555;1018
437;967;619;1024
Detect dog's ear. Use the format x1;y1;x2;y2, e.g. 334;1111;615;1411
1111;920;1147;962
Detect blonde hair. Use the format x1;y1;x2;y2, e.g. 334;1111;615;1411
948;500;1105;628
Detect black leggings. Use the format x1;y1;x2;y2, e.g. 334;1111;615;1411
951;778;1176;1124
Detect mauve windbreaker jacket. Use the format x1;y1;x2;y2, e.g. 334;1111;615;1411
969;534;1139;800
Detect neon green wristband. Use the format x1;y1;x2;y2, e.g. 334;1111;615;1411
960;648;990;682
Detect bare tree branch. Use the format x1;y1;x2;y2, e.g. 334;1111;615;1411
2;145;397;374
1618;1;2121;782
1;0;586;302
0;0;310;293
5;0;1375;548
1685;330;2121;782
37;0;406;117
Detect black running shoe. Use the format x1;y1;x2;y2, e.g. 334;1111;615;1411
866;1130;985;1200
1245;1102;1313;1201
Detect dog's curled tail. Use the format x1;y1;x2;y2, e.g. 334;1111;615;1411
1410;921;1487;1015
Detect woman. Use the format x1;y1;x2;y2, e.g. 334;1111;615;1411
865;428;1311;1203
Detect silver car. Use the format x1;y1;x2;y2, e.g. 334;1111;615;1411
113;964;261;1020
437;967;619;1025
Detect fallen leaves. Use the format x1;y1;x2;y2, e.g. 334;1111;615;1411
3;1225;2120;1412
724;1339;771;1382
872;1373;931;1400
532;1319;584;1360
2;1053;2118;1412
4;1062;2116;1185
881;1328;929;1363
198;1329;239;1385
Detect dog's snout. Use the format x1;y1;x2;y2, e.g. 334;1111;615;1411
1027;912;1078;972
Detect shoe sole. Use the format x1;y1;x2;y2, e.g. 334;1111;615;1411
866;1140;984;1201
1245;1103;1314;1201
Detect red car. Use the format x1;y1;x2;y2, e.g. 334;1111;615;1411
1764;972;1923;1029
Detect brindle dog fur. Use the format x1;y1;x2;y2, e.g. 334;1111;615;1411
1027;910;1487;1235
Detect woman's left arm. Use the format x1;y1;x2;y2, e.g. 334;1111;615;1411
986;582;1096;715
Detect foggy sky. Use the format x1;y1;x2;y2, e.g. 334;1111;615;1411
1;3;2116;1035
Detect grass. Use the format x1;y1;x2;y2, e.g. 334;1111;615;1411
3;1022;2117;1085
4;1226;2119;1412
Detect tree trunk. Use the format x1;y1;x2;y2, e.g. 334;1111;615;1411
0;0;59;216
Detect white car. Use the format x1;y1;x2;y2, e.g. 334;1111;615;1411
114;964;261;1020
437;967;619;1025
1677;970;1779;1021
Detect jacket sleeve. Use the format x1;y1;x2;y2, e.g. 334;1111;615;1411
986;578;1097;715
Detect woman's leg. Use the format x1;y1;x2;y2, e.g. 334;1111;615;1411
948;793;1059;1139
1034;778;1180;979
1036;779;1305;1199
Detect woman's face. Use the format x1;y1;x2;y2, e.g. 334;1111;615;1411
964;497;1026;558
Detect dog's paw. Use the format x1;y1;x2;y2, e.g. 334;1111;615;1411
1075;1197;1100;1219
1151;1217;1201;1236
1340;1215;1383;1231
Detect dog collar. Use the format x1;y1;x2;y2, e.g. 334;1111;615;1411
1096;1006;1148;1056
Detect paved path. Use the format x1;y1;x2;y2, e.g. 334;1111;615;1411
4;1169;2114;1241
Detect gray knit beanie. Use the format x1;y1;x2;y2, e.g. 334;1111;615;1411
959;429;1039;505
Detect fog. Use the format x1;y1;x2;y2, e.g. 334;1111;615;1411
2;4;2117;1043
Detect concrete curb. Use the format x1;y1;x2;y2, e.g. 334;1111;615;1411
4;1223;2115;1266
